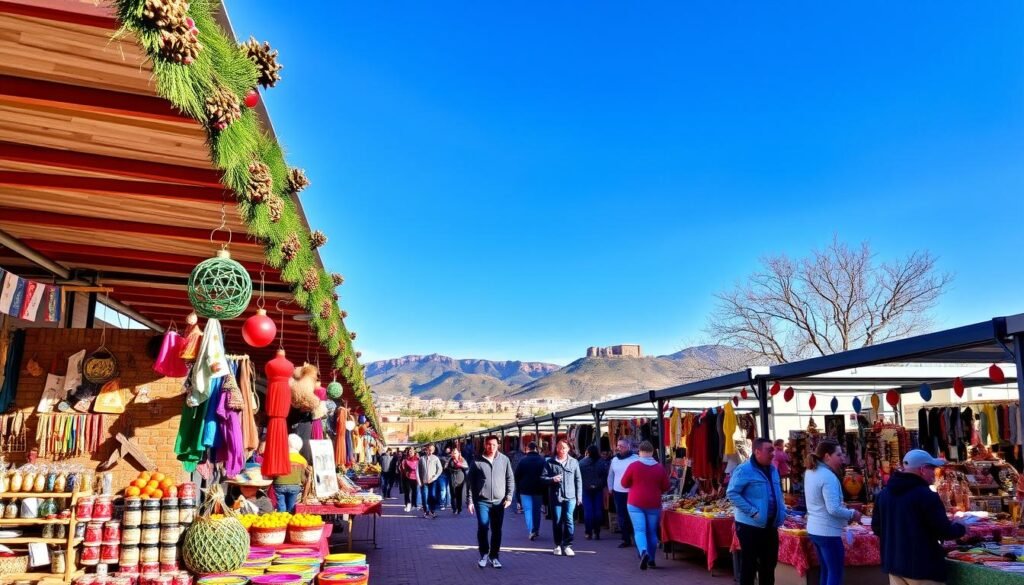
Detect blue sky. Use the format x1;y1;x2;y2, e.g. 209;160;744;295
230;2;1024;365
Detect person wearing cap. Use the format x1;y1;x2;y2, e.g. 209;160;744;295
273;434;308;513
872;449;967;585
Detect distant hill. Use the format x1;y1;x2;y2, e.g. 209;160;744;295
366;354;560;400
510;356;701;401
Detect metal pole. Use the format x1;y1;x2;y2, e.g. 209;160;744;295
552;417;561;452
657;398;667;465
1014;334;1024;420
757;378;771;438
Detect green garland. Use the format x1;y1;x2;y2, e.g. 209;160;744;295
113;0;379;431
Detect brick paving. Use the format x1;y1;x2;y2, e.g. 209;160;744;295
340;499;736;585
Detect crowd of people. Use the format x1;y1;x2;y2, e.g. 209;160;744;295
376;435;963;585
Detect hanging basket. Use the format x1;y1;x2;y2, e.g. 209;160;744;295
83;347;119;384
187;249;253;320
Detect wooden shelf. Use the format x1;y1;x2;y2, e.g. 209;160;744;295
0;569;84;584
0;519;71;526
0;491;91;499
0;537;81;545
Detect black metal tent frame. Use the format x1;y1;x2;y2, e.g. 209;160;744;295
448;314;1024;448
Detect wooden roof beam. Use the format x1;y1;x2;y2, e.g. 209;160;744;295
21;240;277;274
0;173;229;202
0;75;192;124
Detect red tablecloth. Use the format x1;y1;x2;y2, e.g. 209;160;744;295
776;529;880;577
660;511;735;571
965;521;1018;539
295;502;383;517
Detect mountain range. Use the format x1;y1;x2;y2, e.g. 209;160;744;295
367;346;750;402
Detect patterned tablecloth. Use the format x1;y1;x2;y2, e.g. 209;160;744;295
660;511;735;571
775;529;881;577
295;501;383;517
947;559;1024;585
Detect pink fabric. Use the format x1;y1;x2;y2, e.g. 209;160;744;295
153;330;188;377
660;512;734;571
621;461;670;509
314;386;327;401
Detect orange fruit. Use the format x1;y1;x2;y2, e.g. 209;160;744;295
143;487;155;497
152;489;164;499
139;472;151;482
132;479;146;489
125;487;140;497
140;494;149;500
152;473;165;483
159;479;173;490
146;481;159;490
167;486;178;498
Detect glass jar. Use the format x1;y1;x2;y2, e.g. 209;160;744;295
51;549;66;575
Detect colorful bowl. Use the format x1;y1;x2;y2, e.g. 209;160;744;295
196;577;248;585
250;574;304;585
323;554;364;566
274;547;318;557
230;569;266;578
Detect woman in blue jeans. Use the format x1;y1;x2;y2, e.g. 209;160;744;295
620;441;669;570
803;439;861;585
578;445;609;539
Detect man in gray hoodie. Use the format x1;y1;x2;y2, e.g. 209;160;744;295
468;435;515;569
417;444;444;519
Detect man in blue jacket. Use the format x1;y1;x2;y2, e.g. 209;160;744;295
872;449;966;585
727;438;786;585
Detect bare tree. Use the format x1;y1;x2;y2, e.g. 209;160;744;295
707;238;953;363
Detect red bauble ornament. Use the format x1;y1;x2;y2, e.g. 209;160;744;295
732;396;739;406
770;381;781;396
808;393;817;411
783;386;795;402
953;377;965;398
989;364;1006;384
242;308;277;347
244;89;259;108
740;389;749;400
885;389;900;407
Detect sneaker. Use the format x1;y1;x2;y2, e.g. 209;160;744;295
563;547;575;557
529;533;538;541
648;560;657;569
478;556;488;569
404;504;411;512
430;512;437;519
423;512;430;518
640;552;650;571
490;558;502;569
553;546;562;556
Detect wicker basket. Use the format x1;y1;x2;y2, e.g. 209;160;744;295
286;525;323;545
250;526;287;546
0;554;30;575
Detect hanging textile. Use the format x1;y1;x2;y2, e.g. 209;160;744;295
237;357;259;454
262;351;294;477
0;329;24;413
334;407;349;466
723;401;737;456
175;364;211;472
215;361;244;478
35;413;105;458
188;319;229;407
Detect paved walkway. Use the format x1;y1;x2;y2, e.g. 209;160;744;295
343;499;736;585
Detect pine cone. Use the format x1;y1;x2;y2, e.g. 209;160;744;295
310;230;327;249
331;273;344;287
159;26;201;65
350;331;357;340
340;310;348;319
287;168;310;193
355;351;362;359
328;323;338;339
247;161;273;202
205;85;241;131
142;0;190;29
344;356;354;368
281;233;301;261
332;292;339;302
241;37;283;88
302;268;320;292
266;194;284;222
319;300;332;320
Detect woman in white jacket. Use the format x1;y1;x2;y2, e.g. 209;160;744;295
804;439;861;585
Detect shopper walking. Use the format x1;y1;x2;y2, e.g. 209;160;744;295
418;444;444;518
447;447;469;514
579;445;609;540
379;448;395;499
804;439;861;585
514;441;547;540
543;440;583;557
727;438;787;585
468;435;515;569
438;446;452;510
401;447;420;512
873;449;966;585
608;439;639;548
620;441;670;570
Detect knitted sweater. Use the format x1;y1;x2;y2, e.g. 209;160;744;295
620;458;669;509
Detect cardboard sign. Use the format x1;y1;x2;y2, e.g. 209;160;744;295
309;440;339;499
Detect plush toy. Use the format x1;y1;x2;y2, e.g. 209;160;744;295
290;363;327;420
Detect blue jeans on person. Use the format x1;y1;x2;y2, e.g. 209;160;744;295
613;491;633;544
552;498;577;548
274;484;301;513
420;481;439;514
808;534;844;585
438;474;450;508
520;494;543;537
475;500;507;559
626;504;661;559
581;488;604;537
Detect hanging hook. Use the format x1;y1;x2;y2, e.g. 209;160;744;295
256;263;267;310
275;299;288;349
209;199;233;250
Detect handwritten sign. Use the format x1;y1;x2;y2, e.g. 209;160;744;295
309;440;339;499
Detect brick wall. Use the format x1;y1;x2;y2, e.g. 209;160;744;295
9;328;190;488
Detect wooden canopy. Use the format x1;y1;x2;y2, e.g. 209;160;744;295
0;1;360;402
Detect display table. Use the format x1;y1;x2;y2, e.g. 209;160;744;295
777;529;881;576
947;559;1024;585
660;511;735;571
295;502;383;551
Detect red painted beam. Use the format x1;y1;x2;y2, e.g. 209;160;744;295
0;173;228;202
0;207;214;240
0;0;116;29
0;76;191;124
23;241;277;274
0;142;223;187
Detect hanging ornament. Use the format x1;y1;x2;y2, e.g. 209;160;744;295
808;393;817;411
829;396;839;414
244;89;259;108
326;374;343;399
870;393;880;412
953;377;965;398
783;386;795;402
770;381;781;396
852;396;862;414
242;308;276;347
740;388;749;400
287;168;310;194
919;383;933;402
187;249;252;319
241;37;283;88
732;396;739;406
885;389;900;408
989;364;1006;384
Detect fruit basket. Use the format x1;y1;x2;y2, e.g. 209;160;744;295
251;525;288;545
287;514;324;545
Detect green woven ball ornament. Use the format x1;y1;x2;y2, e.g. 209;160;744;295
187;249;253;319
327;380;343;400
